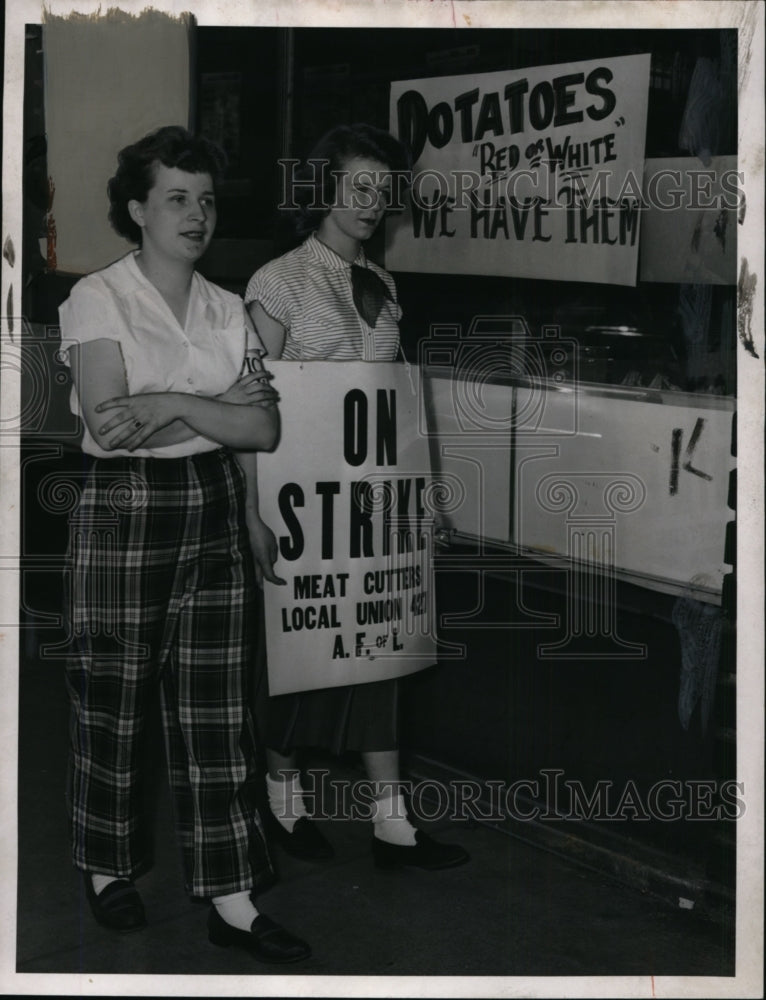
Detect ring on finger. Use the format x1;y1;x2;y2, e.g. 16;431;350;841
134;419;142;429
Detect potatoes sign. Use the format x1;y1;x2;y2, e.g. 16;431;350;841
385;54;651;285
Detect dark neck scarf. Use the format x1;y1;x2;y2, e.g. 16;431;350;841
351;264;393;329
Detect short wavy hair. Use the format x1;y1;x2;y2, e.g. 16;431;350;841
290;123;411;237
107;125;228;244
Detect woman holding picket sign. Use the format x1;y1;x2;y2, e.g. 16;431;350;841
245;122;469;871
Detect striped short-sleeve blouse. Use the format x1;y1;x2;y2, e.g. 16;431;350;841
244;232;401;361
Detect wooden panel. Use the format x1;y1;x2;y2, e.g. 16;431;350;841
44;12;191;274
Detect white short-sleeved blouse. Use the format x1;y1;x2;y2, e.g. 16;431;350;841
244;233;401;362
59;251;262;458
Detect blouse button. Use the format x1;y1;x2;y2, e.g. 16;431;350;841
187;377;194;385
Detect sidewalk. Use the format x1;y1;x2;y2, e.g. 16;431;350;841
15;657;734;980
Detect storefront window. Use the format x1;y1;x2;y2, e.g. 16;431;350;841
192;25;738;395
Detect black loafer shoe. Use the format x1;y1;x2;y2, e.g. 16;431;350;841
268;814;334;860
372;830;470;871
83;875;146;932
208;906;311;964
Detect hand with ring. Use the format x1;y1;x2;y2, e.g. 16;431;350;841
95;392;179;451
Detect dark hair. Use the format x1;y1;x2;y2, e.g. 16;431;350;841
107;125;228;244
291;123;411;237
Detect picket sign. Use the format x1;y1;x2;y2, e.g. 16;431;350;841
257;361;437;696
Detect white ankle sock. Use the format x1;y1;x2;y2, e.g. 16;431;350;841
91;873;121;895
212;889;260;931
371;792;417;846
266;771;308;833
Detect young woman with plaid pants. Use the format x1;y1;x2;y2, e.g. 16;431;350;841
59;126;309;963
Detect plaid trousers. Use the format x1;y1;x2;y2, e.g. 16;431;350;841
64;449;272;898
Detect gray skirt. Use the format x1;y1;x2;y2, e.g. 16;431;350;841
251;595;399;756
